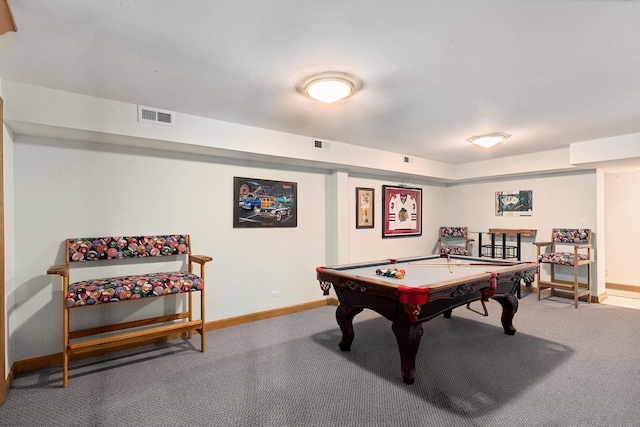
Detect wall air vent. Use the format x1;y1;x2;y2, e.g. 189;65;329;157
403;156;414;164
313;139;331;151
138;106;174;126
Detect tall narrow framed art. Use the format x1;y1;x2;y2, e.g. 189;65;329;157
356;187;374;229
382;185;422;238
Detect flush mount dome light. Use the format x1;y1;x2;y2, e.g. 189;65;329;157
305;77;354;103
467;133;511;148
299;72;360;104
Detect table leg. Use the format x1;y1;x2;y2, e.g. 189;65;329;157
391;322;424;384
502;233;507;259
335;305;363;351
494;294;519;335
491;233;496;258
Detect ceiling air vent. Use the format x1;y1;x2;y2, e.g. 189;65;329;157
138;106;174;126
313;139;331;151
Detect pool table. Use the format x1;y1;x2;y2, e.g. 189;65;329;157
315;254;537;384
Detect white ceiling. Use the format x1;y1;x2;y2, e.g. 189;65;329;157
1;0;640;164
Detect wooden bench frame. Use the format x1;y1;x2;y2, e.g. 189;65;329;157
534;228;592;308
47;235;212;387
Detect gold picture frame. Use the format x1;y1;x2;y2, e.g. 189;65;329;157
356;187;375;229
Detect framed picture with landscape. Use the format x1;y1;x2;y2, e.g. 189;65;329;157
382;185;422;238
356;187;374;229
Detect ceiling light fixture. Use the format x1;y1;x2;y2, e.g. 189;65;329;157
299;72;360;104
305;78;354;103
467;133;511;148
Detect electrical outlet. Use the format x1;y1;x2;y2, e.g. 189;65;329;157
605;268;609;277
270;291;279;298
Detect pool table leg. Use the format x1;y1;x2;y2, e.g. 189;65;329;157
335;305;364;351
494;294;519;335
391;322;424;384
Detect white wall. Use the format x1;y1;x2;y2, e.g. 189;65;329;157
12;135;330;361
1;81;460;363
9;135;456;362
1;80;613;364
605;170;640;287
445;172;599;291
446;172;596;256
347;175;448;262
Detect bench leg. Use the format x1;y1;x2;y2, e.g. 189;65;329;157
587;264;592;304
198;264;207;353
187;292;193;339
200;289;206;352
62;352;69;388
573;264;578;308
63;306;69;387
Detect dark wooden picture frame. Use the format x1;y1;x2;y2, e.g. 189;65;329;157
234;177;297;228
356;187;375;229
382;185;422;238
495;190;533;217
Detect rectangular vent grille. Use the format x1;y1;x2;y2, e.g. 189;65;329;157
138;106;174;126
157;112;172;124
141;109;156;121
313;139;331;150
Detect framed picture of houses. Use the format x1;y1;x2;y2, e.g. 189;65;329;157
234;177;297;228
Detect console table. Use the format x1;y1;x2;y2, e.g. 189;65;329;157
478;228;537;298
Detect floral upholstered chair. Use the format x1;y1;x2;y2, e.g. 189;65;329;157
534;228;592;308
438;226;486;316
438;227;474;256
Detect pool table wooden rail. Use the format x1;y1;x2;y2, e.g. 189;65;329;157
316;262;537;323
315;257;538;384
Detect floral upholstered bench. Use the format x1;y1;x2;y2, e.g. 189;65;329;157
47;234;212;387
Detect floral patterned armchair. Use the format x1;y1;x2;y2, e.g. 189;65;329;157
438;227;474;256
534;228;592;308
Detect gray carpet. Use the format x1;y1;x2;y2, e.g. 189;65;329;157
1;293;639;426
